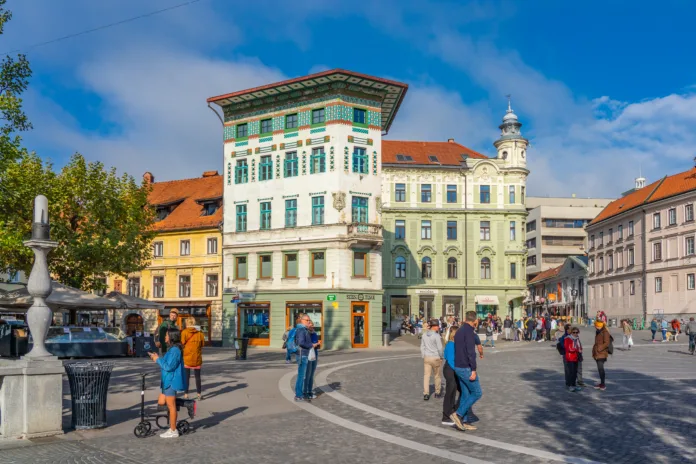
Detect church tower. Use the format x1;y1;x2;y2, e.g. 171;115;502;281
494;98;528;170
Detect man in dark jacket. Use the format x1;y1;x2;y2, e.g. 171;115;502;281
294;313;318;401
525;317;535;342
503;316;513;340
156;309;178;354
451;311;482;432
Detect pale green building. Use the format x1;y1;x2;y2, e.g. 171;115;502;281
381;105;529;329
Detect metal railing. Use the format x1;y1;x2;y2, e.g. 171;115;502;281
347;223;382;237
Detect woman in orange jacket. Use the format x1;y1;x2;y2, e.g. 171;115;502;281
181;317;206;400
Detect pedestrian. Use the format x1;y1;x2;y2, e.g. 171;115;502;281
451;311;482;432
650;318;658;342
148;328;185;438
536;317;544;343
621;319;633;350
592;320;611;391
660;318;669;342
545;316;552;341
294;313;319;402
303;318;320;400
442;326;462;428
156;308;179;355
181;317;205;401
527;317;536;342
503;315;512;341
284;316;301;364
685;317;696;355
563;326;582;392
671;318;681;342
482;321;495;348
421;318;444;400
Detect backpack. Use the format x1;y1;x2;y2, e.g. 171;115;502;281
556;334;566;356
607;334;614;355
286;327;299;354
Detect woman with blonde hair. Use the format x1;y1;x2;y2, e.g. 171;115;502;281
441;326;464;430
181;317;205;400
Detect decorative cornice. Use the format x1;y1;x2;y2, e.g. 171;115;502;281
476;246;496;256
416;245;437;255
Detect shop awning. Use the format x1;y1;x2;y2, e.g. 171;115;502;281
105;291;165;310
0;282;121;310
475;295;499;305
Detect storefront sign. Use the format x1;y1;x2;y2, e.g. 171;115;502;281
224;287;238;294
415;289;439;295
287;302;322;309
240;293;256;300
326;294;336;301
239;302;270;310
346;294;375;301
475;295;499;305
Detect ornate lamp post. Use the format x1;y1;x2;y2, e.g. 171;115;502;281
23;195;58;359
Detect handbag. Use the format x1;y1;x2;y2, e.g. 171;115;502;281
308;347;316;361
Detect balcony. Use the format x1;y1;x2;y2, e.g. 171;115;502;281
347;223;383;248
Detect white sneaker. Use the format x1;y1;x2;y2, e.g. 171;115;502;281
160;428;180;438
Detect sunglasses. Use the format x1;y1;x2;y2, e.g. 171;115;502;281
572;331;579;334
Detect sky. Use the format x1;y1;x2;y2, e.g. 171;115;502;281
4;0;696;198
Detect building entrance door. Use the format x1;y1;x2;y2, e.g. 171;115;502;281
351;302;369;348
419;297;434;321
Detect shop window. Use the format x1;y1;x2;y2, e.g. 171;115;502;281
235;159;248;184
235;256;247;280
153;241;163;257
480;258;491;279
421;184;432;202
352;196;368;223
421;256;432;279
447;257;457;279
447;185;457;203
127;278;140;297
259;255;272;279
353;251;367;277
480;185;490;204
312;196;324;225
207;237;218;255
284;152;298;178
236;205;247;232
179;275;191;298
311;251;325;277
180;240;190;256
153;276;164;298
395;256;406;278
284;253;298;278
239;303;270;343
206;274;218;297
285;113;298;130
310;147;326;174
395;183;406;202
352;147;368;174
395;219;405;239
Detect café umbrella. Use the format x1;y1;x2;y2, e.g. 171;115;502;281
0;281;121;310
104;291;164;310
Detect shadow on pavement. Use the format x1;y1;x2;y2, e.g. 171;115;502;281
194;406;247;431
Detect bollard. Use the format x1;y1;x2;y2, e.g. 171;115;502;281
382;332;390;346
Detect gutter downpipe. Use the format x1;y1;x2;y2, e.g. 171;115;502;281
461;165;468;315
641;207;648;322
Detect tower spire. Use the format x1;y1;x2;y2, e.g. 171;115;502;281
506;94;512;113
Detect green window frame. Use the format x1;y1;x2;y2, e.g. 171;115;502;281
312;108;325;125
236;205;247;232
260;202;271;230
285;199;297;228
284;152;298;178
353;108;366;125
260;118;272;134
310;147;326;174
235;160;248;184
285;113;298;130
352;147;368;174
236;123;248;139
259;155;273;181
312;196;324;225
352;196;368;223
235;255;248;280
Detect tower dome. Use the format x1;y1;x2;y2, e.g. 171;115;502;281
497;96;525;140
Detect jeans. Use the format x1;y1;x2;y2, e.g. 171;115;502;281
564;360;578;387
453;367;482;421
662;329;667;340
596;359;606;385
651;329;656;340
483;337;495;347
531;329;537;341
285;350;296;362
295;355;309;398
442;364;461;419
689;333;696;352
304;359;317;396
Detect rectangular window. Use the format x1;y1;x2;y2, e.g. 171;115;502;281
396;257;406;278
608;228;613;243
618;224;623;239
510;262;517;280
654;242;662;260
669;208;677;226
521;186;525;203
180;240;190;256
235;256;247;279
687;236;695;255
688;274;696;290
687;204;694;222
421;220;432;239
179;275;191;298
127;278;140;297
153;241;163;258
353;108;366;124
236;205;247;232
589;257;594;273
285;113;298;130
628;248;635;266
352;147;368;174
525;238;536;248
628;220;634;236
395;219;406;240
285;199;297;228
480;185;491;204
310;147;326;174
599;256;604;272
260;202;271;230
600;231;604;245
260;118;272;134
352;196;368;223
236;123;248;138
590;235;595;249
353;251;367;277
395;183;406;202
235;159;248;184
526;220;536;232
447;221;457;240
312;108;325;124
509;185;515;204
510;221;516;241
312;196;324;225
207;237;218;255
311;251;325;277
153;276;164;298
259;255;272;279
284;152;298;177
629;280;635;295
421;184;432;203
608;254;614;270
655;276;663;293
284;253;298;278
206;274;218;297
480;221;490;240
259;155;273;181
653;212;661;229
446;185;457;203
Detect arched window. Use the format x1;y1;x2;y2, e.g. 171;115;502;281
447;257;457;279
480;257;491;279
395;256;406;279
421;256;432;279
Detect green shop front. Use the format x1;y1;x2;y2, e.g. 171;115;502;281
223;290;383;350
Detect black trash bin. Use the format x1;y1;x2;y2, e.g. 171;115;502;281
235;337;249;360
64;361;114;429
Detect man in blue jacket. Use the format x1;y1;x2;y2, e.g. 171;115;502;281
294;313;318;401
452;310;482;431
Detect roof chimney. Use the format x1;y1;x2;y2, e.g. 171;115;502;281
143;172;154;184
202;170;219;177
448;138;455;143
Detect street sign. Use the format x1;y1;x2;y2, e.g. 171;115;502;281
224;287;238;294
326;294;336;301
240;292;256;300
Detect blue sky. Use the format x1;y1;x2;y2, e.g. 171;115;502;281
4;0;696;197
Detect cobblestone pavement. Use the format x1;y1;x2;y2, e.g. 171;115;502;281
1;329;694;463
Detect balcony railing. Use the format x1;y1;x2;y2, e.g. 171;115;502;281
347;223;382;237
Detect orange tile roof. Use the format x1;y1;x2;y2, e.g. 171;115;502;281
590;167;696;225
529;265;563;284
382;140;488;166
148;172;223;232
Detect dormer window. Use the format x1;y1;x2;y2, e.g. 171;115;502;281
428;155;439;163
156;206;171;221
395;154;414;162
202;201;220;216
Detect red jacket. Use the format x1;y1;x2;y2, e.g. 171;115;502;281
564;336;580;362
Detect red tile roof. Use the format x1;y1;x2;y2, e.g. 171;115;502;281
382;140;488;166
590;167;696;225
529;265;562;284
148;173;223;232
